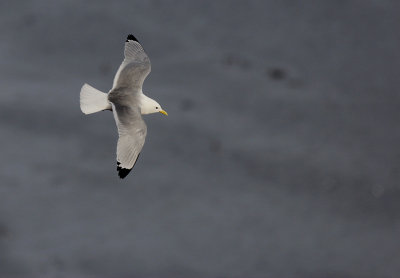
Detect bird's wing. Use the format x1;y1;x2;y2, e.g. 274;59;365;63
108;89;147;179
112;34;151;90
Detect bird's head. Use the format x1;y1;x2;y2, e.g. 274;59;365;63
141;95;168;116
153;102;168;116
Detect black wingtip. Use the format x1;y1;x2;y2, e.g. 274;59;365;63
117;165;132;179
126;34;139;43
116;153;141;179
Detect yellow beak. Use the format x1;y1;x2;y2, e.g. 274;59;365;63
159;110;168;116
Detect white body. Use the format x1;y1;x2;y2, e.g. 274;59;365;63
80;84;160;115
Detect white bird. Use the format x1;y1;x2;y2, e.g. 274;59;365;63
80;34;167;179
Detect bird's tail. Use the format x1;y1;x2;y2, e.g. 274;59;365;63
80;83;111;114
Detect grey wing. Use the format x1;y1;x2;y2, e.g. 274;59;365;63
112;35;151;90
109;92;147;178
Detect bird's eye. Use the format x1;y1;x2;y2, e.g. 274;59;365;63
156;106;159;109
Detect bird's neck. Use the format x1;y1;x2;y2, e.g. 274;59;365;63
139;93;155;114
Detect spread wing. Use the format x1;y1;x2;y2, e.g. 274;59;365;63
108;89;147;179
112;34;151;90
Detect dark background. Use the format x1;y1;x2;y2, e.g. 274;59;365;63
1;0;400;277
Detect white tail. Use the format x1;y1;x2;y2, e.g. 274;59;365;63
80;83;111;114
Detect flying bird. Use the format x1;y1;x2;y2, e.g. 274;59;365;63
80;34;167;179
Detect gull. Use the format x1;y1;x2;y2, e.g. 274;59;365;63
80;34;167;179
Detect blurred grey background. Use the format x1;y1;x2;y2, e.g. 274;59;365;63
0;0;400;277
